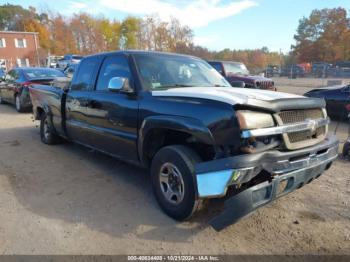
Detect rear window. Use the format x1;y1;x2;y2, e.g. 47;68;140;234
72;56;83;60
24;68;65;79
208;62;223;73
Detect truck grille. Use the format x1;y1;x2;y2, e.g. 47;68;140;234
275;108;327;150
256;81;274;90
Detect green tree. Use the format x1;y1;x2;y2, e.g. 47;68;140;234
292;8;350;62
120;17;140;49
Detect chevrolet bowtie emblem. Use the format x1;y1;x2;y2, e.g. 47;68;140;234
306;119;317;134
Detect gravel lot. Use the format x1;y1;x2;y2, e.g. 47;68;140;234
0;83;349;255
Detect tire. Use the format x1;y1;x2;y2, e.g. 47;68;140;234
15;94;24;112
151;145;202;221
343;142;350;158
0;95;3;104
40;112;61;145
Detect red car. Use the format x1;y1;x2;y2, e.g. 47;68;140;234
208;60;276;91
0;67;65;112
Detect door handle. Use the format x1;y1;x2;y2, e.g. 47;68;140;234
79;100;89;107
79;99;99;108
86;99;99;108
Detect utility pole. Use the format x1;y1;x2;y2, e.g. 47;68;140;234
34;33;40;67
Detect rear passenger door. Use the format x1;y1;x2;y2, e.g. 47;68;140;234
65;56;101;145
83;54;139;162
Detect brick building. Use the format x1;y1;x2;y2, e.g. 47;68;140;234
0;31;40;71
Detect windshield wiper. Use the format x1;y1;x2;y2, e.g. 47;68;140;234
161;84;195;88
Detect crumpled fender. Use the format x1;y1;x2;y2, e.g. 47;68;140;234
138;115;216;165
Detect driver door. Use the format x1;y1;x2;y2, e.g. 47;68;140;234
82;54;139;162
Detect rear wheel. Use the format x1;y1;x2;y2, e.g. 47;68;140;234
15;94;24;112
0;96;3;104
343;142;350;160
151;145;202;221
40;112;61;145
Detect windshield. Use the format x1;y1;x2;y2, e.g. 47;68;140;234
134;54;230;90
223;62;250;75
24;68;65;79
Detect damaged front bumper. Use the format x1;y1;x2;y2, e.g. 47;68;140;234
195;135;339;231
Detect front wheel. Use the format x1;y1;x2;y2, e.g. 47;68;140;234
40;112;62;145
151;145;202;221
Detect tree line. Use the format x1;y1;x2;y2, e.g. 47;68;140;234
292;7;350;63
0;4;194;55
1;4;349;70
0;4;283;71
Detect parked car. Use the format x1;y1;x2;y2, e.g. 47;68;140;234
46;55;63;68
56;54;83;70
280;64;305;78
29;51;338;231
208;60;276;90
265;65;280;77
0;67;65;112
304;84;350;119
312;62;332;78
328;61;350;78
63;63;79;78
0;68;5;79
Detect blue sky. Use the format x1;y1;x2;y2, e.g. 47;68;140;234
2;0;350;53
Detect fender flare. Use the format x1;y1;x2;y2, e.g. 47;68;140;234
36;103;57;134
138;115;216;165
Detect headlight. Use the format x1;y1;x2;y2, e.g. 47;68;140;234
236;110;274;130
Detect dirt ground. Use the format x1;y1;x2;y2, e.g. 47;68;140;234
0;83;349;255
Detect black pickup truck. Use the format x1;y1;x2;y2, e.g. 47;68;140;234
29;51;339;231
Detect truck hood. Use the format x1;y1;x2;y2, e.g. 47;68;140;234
152;87;303;106
308;85;344;92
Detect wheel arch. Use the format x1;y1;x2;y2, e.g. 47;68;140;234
139;115;217;167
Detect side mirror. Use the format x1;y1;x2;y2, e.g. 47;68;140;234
108;77;133;93
108;77;126;92
230;81;245;88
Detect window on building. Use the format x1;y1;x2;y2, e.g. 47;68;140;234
17;58;29;67
15;38;27;48
0;38;6;48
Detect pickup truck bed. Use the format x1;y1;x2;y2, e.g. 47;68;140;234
30;84;66;136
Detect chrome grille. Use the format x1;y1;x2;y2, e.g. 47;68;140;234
275;108;327;149
278;109;323;124
257;81;274;89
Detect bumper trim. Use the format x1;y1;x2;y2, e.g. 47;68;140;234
196;167;258;198
195;135;338;198
209;153;336;231
196;135;338;173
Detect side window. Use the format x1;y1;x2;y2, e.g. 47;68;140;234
96;55;131;91
71;57;100;91
209;62;223;74
5;70;14;81
6;70;18;81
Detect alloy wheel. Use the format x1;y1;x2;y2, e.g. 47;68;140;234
15;96;21;111
159;162;185;205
